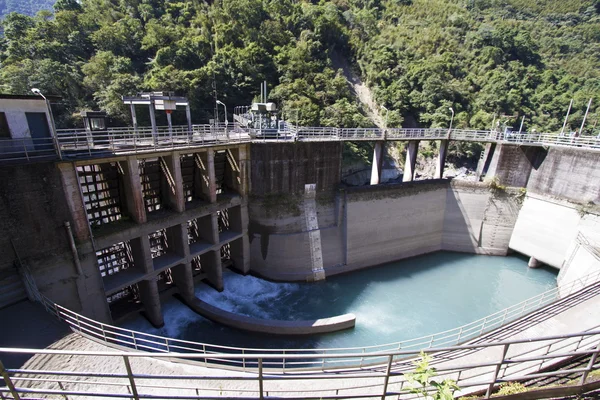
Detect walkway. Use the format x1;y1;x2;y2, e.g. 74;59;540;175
1;280;600;399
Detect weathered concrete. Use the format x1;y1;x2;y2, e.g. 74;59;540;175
56;163;90;241
434;140;449;180
170;263;194;300
370;141;385;185
182;296;356;335
138;278;164;327
402;140;419;182
161;153;185;212
509;194;584;268
193;151;214;203
201;250;223;291
119;156;147;223
250;142;342;195
526;147;600;203
486;144;545;187
476;143;496;181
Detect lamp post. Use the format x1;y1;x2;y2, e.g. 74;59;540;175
448;107;454;138
216;100;228;139
31;88;61;159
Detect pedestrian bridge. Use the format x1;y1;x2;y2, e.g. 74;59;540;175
1;123;599;163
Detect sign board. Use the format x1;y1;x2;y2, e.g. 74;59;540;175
155;99;177;111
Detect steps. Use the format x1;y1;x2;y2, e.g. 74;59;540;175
0;269;27;309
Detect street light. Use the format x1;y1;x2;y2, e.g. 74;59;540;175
31;88;60;158
381;105;389;129
216;100;229;140
448;107;455;131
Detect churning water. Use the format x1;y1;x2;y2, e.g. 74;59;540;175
120;251;557;349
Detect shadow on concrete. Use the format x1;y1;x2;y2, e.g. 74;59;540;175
0;300;70;369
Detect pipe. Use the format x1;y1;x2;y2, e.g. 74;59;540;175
561;99;573;135
65;221;83;276
580;98;593;135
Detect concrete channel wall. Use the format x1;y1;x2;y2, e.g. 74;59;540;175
249;179;524;281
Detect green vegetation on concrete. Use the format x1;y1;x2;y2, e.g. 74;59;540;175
406;351;460;400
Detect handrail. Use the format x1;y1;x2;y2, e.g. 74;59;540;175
1;328;599;399
15;240;600;371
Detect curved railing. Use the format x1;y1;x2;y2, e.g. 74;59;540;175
19;251;600;371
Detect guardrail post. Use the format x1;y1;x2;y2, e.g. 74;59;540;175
123;356;140;400
0;359;20;400
258;358;264;400
579;340;600;385
381;354;394;400
485;343;509;399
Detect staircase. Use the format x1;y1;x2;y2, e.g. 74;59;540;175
0;269;27;309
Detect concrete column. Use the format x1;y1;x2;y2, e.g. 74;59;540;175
130;236;153;274
77;255;112;323
149;103;157;137
229;205;250;274
119;157;147;224
370;141;385;185
201;250;223;291
171;263;194;300
166;223;189;258
224;146;249;197
161;153;185;212
195;150;216;203
56;162;90;242
528;257;542;268
130;104;138;131
210;213;220;244
434;140;449;179
185;104;193;134
403;140;419;182
476;143;496;181
138;279;164;327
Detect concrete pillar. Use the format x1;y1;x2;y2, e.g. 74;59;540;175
224;146;249;197
185;104;193;134
201;250;223;291
138;279;164;327
370;141;385;185
119;157;147;224
528;256;542;268
485;144;542;187
56;162;90;241
130;104;138;131
171;263;194;300
403;140;419;182
434;140;449;179
149;103;157;137
209;213;220;244
195;150;216;203
130;236;153;274
229;206;250;274
77;255;112;323
166;223;189;258
161;153;185;212
476;143;496;182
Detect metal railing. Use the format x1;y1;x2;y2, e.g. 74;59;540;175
0;328;599;399
2;124;599;163
15;242;600;373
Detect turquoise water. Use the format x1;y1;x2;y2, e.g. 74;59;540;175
120;251;557;349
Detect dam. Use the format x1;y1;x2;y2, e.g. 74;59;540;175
0;99;599;398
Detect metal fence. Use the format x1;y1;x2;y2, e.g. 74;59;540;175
0;328;599;399
1;125;599;163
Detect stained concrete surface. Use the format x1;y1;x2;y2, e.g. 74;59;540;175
0;300;70;369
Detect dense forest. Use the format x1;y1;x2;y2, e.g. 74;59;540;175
1;0;599;136
0;0;55;19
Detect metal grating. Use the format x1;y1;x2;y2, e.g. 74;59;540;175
96;241;134;277
214;150;227;195
139;158;162;213
220;243;231;261
191;255;203;276
157;268;174;292
106;284;139;305
77;163;122;227
181;154;195;202
149;229;168;259
217;208;230;233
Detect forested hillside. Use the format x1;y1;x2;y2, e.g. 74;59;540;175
0;0;55;18
1;0;599;135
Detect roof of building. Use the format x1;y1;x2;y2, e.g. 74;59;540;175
0;94;63;102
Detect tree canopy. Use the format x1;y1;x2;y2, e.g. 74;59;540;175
0;0;599;134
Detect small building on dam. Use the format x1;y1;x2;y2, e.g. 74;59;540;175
0;94;599;330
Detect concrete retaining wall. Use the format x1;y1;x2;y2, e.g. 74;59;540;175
181;296;356;335
249;180;524;280
509;194;600;269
